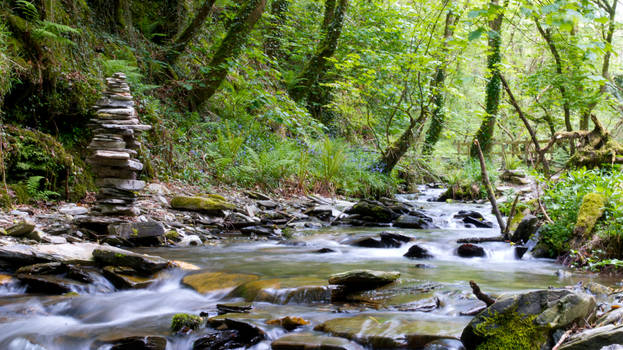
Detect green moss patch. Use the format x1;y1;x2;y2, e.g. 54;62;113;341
474;309;549;350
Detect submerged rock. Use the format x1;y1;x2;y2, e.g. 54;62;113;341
217;302;254;315
404;244;433;259
461;289;596;350
266;316;310;331
206;316;266;346
182;271;260;294
108;336;167;350
394;213;436;229
102;266;158;289
271;332;364;350
228;277;330;304
314;315;462;348
453;211;493;228
456;244;486;258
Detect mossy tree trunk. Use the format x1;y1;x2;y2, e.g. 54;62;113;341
288;0;348;116
470;0;504;158
166;0;217;65
421;9;459;156
264;0;289;60
189;0;268;110
378;114;424;175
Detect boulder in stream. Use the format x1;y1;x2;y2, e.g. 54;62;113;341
328;270;399;292
453;211;493;228
461;289;596;350
511;214;539;244
393;212;437;229
456;244;486;258
404;244;433;259
92;247;170;275
182;271;260;294
344;200;400;223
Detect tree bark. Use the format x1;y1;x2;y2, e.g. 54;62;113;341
166;0;217;65
289;0;348;104
422;9;459;156
469;280;495;306
190;0;268;110
474;140;506;233
470;0;504;157
378;114;426;175
264;0;290;59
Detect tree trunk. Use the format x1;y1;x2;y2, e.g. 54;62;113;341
379;117;421;175
189;0;268;110
470;0;504;158
166;0;217;65
288;0;348;104
422;9;459;156
264;0;290;60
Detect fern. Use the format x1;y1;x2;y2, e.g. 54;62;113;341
14;0;39;22
25;176;60;201
13;1;80;46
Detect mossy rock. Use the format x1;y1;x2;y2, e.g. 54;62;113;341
171;313;202;332
170;195;236;214
574;192;605;237
182;271;259;294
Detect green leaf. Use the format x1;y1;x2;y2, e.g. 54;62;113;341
468;28;486;41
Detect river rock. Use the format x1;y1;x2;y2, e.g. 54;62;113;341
271;333;364;350
108;221;165;246
453;211;493;228
171;195;235;215
314;315;462;349
179;234;202;246
217;301;254;314
266;316;310;330
206;316;265;346
511;214;539;244
559;325;623;350
394;212;436;229
182;271;260;294
102;266;158;289
107;336;167;350
193;330;251;350
241;225;279;236
228;277;330;304
5;221;36;237
92;247;170;275
461;289;596;350
456;244;486;258
328;270;399;291
344;200;399;223
58;204;89;216
404;244;433;259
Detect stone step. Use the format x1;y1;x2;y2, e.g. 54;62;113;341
90;150;130;160
96;108;134;116
91;118;140;125
86;157;143;170
95;178;146;191
88;140;126;149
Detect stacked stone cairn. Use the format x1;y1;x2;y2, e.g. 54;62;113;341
87;73;151;216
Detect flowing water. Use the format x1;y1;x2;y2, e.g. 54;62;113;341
0;189;618;349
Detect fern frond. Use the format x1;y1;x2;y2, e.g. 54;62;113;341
14;0;39;22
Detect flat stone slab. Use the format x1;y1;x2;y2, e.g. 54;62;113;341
95;178;146;191
92;150;130;160
272;333;364;350
182;271;260;294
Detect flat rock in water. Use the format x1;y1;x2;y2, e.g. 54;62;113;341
182;271;260;294
228;277;330;304
271;332;364;350
393;213;436;229
404;244;433;259
16;273;86;294
328;270;400;291
0;242;109;267
102;266;158;289
314;314;463;349
92;247;169;275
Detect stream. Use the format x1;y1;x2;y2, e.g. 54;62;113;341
0;189;617;349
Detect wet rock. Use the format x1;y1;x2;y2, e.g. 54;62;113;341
315;248;337;254
225;212;260;229
404;244;433;259
461;289;596;350
271;333;364;350
423;338;466;350
511;215;539;244
396;296;440;312
217;302;254;315
314;315;462;349
266;316;310;330
0;242;105;268
16;262;92;283
394;212;436;229
344;200;399;223
108;336;167;350
305;205;341;221
380;231;413;246
170;195;235;215
514;246;529;259
16;273;85;294
107;221;165;246
456;244;486;258
343;235;385;248
102;266;157;289
92;247;169;275
328;270;399;292
597;308;623;327
585;282;614;297
229;277;330;304
559;325;623;350
5;221;36;237
453;211;493;228
182;271;260;294
206;316;265;346
193;330;249;350
171;313;202;333
241;225;279;236
179;234;202;246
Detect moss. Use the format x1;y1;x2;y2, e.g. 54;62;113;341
165;230;179;240
171;313;202;332
474;308;549;350
574;192;605;237
170;195;235;213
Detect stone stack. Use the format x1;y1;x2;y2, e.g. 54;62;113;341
87;73;151;216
